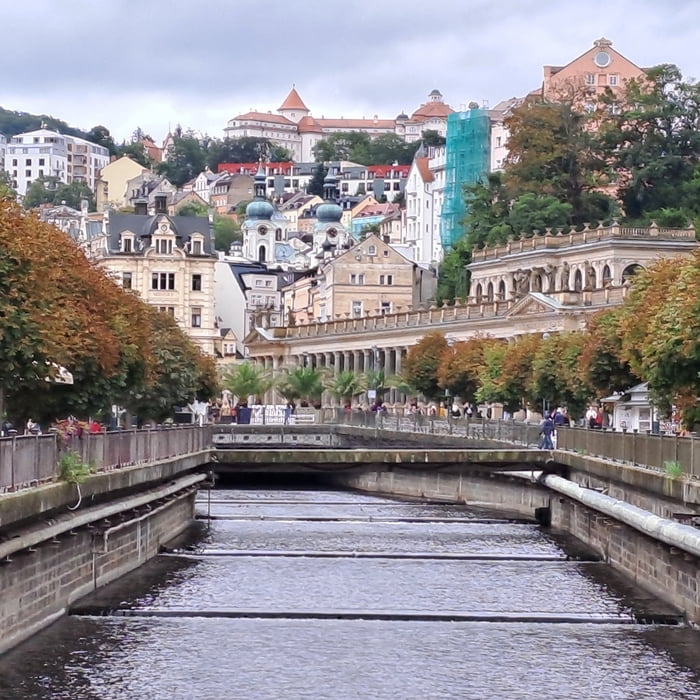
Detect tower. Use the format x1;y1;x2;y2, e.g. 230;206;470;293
243;163;275;263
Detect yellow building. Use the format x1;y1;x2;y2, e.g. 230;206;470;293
95;156;148;212
284;233;435;324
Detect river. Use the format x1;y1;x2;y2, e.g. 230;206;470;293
1;484;699;699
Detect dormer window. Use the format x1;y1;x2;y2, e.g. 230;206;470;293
121;235;134;253
191;240;202;255
156;239;173;254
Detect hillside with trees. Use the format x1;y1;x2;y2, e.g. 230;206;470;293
438;64;700;302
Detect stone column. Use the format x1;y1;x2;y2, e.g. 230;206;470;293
343;351;351;373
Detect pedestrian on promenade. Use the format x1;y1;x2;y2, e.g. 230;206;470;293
539;415;555;449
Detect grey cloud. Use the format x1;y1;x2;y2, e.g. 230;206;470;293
2;0;700;142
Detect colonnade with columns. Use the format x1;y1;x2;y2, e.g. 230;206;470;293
254;346;409;377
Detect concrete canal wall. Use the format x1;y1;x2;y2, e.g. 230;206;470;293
0;454;207;656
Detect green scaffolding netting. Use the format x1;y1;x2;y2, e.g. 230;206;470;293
440;109;491;249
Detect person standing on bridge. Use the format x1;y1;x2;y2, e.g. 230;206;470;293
539;415;555;449
284;401;295;425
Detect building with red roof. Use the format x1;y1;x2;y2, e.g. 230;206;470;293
224;87;453;162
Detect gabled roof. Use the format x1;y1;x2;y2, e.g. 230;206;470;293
278;87;309;112
414;157;433;183
367;165;410;177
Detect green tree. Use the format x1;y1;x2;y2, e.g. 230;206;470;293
213;215;241;252
529;332;591;416
23;177;95;211
157;128;207;188
222;362;273;405
421;130;446;148
0;171;16;200
504;98;612;225
403;332;448;399
86;125;118;157
176;201;209;217
599;64;700;221
118;141;154;169
307;164;327;196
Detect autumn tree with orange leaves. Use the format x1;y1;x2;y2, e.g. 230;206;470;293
0;198;218;425
403;332;448;400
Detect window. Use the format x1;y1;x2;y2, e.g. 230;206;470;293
265;280;272;287
158;306;175;316
151;272;175;290
122;272;132;289
381;302;391;314
352;300;363;317
156;239;173;254
383;250;389;257
38;158;45;166
608;74;618;86
255;280;263;286
191;274;202;291
367;245;377;255
496;136;502;147
585;73;595;86
380;274;393;285
350;273;365;285
122;237;132;253
191;307;202;328
25;170;31;177
25;159;31;166
191;240;202;255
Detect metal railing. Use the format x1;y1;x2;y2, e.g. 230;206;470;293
326;410;542;447
556;426;700;478
0;426;212;493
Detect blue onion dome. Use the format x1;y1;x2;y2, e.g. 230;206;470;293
246;199;274;220
316;201;342;223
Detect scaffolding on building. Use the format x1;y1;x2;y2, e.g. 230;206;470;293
440;109;491;250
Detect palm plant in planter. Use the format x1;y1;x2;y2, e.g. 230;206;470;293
277;366;325;407
222;362;274;405
326;371;366;407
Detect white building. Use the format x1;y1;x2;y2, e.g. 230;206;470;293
4;128;110;197
402;145;446;266
224;87;453;163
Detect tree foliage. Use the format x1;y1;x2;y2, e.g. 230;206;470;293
437;337;497;400
23;177;95;211
0;199;217;425
313;132;420;165
403;332;448;399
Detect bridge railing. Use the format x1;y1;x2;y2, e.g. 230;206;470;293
556;427;700;478
0;426;212;493
329;410;542;447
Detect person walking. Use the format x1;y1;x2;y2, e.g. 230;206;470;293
539;414;555;449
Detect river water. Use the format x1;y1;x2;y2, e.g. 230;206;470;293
1;485;700;699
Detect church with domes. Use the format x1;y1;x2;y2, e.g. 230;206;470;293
242;163;353;272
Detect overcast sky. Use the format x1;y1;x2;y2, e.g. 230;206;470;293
4;0;700;144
